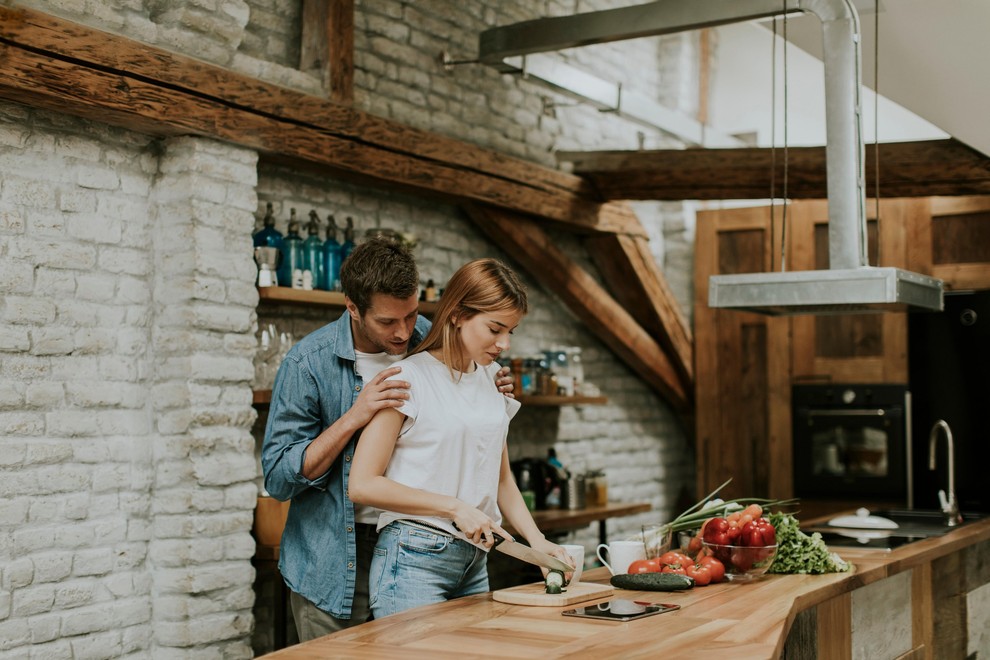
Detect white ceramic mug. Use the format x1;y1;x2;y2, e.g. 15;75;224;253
561;544;585;583
596;540;646;576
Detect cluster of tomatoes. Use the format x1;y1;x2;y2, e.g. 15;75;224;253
627;551;725;586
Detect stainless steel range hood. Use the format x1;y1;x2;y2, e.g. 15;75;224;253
479;0;944;315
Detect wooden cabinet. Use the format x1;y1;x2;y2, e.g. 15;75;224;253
909;196;990;290
789;199;918;384
694;204;791;501
694;196;990;502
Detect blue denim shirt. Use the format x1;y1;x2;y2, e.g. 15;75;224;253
261;312;431;618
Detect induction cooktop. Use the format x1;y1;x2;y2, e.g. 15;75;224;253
805;529;929;551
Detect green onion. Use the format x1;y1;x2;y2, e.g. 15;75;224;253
653;479;799;535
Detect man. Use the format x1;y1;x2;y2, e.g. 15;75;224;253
262;237;512;641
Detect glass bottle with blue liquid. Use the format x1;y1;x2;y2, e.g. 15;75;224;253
341;216;357;262
277;208;304;288
322;214;343;291
252;202;283;248
302;210;325;290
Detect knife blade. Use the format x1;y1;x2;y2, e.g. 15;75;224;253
492;534;575;572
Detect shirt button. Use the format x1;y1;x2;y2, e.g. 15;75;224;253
347;526;353;532
354;385;361;391
345;455;351;462
347;562;354;569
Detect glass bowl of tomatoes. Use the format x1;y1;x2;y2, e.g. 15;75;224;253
701;542;777;581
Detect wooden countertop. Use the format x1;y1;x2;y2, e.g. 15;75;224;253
261;516;990;659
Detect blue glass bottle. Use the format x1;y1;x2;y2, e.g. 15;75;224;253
341;216;357;262
302;210;325;290
252;202;283;248
322;214;343;291
277;208;304;288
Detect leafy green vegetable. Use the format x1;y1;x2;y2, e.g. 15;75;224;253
767;512;852;574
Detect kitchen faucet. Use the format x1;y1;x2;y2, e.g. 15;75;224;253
928;420;963;526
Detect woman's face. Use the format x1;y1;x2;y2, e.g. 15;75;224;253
453;308;523;370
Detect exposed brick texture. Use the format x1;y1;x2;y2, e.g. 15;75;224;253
1;1;702;656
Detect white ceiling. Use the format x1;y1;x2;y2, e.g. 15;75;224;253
777;0;990;158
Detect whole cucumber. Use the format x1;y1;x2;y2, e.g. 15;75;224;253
610;573;694;591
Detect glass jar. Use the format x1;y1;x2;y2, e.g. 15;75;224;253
585;469;608;507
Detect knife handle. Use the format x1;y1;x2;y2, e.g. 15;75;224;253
451;522;506;547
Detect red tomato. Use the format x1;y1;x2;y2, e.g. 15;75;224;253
627;559;658;574
660;564;687;575
698;556;726;583
684;563;712;586
658;551;692;567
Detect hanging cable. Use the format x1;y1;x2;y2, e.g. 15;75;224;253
779;2;790;273
873;0;882;266
769;18;778;272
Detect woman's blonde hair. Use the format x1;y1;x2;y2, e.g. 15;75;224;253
411;258;527;377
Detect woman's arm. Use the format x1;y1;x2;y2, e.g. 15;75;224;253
495;446;575;574
348;408;507;546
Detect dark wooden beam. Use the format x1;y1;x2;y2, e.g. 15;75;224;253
464;204;691;414
558;139;990;200
585;233;693;393
0;5;642;237
300;0;354;104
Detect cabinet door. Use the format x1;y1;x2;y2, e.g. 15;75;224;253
695;205;791;500
921;196;990;290
789;199;920;384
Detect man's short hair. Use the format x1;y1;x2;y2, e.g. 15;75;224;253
340;236;419;314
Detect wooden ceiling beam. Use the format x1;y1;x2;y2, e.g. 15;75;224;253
558;139;990;200
0;5;642;237
464;204;691;414
585;232;693;393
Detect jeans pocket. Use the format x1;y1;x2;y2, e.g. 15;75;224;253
399;527;450;554
368;545;388;610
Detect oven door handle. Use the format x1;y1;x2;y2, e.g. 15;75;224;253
805;408;891;417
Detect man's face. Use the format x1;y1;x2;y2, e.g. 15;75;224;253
347;292;420;355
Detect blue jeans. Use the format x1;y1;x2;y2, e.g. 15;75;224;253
369;521;489;619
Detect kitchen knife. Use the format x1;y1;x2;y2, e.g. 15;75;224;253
492;534;575;572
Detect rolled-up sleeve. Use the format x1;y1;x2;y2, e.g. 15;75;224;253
262;355;333;500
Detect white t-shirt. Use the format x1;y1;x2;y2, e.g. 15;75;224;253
377;351;521;547
352;349;404;525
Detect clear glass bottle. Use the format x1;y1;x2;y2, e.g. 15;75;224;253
277;208;304;288
322;214;343;291
302;210;325;290
252;201;283;248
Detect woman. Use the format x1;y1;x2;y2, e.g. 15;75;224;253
349;258;573;618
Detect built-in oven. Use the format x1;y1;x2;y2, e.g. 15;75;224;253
792;384;911;504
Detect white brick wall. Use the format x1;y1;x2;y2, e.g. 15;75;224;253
3;0;707;655
1;104;258;658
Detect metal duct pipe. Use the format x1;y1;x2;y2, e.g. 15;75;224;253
479;0;943;314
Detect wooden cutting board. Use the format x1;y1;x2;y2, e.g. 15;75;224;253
492;581;613;606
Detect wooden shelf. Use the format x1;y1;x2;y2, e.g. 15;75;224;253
516;395;607;406
257;286;438;315
253;390;607;408
527;502;651;534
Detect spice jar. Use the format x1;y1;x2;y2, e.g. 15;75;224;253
585;469;608;507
